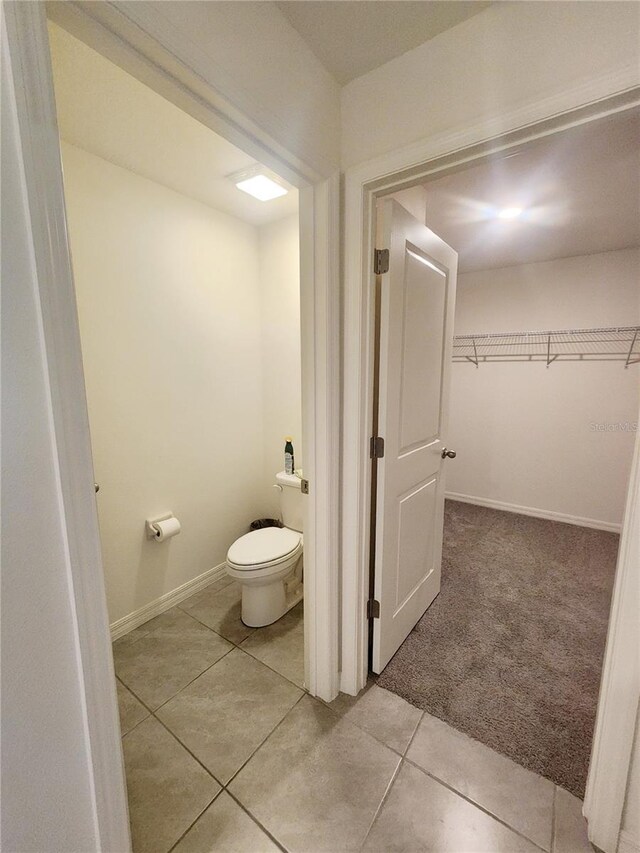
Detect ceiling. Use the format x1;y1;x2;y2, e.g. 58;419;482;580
411;110;640;272
277;1;492;84
48;23;298;227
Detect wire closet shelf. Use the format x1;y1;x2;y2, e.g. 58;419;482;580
453;326;640;367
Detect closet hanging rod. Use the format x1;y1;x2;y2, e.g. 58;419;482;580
453;325;640;368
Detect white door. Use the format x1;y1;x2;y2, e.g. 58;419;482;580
372;199;458;673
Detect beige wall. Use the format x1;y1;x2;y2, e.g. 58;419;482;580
446;249;640;528
341;2;640;168
259;215;303;515
62;142;300;624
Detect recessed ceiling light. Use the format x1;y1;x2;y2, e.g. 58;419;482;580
497;207;523;220
234;172;288;202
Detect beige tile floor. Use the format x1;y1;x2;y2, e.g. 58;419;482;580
114;578;596;853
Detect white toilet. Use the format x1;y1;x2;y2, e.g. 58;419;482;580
226;472;303;627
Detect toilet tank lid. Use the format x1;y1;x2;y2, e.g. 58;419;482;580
276;471;303;489
227;527;301;566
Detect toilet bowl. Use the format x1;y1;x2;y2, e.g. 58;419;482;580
225;472;304;627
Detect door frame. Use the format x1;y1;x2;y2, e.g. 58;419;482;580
342;84;640;849
43;3;342;702
7;3;340;850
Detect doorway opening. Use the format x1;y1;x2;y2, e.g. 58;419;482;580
48;21;308;852
363;105;639;842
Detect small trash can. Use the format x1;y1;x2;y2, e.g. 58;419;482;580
249;518;283;531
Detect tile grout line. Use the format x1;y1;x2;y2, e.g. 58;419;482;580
387;691;557;851
358;711;426;849
403;709;425;757
402;754;551;853
315;687;423;760
224;788;290;853
235;643;308;693
152;712;226;787
358;755;404;851
155;682;306;792
176;591;306;693
177;605;256;646
165;788;224;853
224;691;308;789
118;679;162;719
118;711;151;739
118;644;236;719
150;646;237;715
161;692;307;853
125;693;225;853
114;676;151;737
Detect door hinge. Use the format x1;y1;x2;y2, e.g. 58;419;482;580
374;248;389;275
370;436;385;459
300;478;310;494
367;599;381;619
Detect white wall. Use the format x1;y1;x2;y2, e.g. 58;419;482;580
1;41;98;853
61;142;302;624
341;2;640;168
259;215;303;515
446;249;640;528
62;143;263;622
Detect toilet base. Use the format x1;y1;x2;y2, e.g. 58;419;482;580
241;579;303;628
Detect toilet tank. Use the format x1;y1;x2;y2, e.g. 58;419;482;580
276;471;303;532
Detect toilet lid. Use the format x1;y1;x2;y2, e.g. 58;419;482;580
227;527;301;567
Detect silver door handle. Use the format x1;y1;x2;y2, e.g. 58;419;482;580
94;483;100;493
441;448;456;459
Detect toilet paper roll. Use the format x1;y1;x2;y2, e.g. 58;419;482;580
152;517;181;542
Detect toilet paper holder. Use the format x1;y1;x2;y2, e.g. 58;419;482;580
146;513;177;540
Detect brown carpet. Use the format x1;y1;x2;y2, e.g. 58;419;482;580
376;500;618;797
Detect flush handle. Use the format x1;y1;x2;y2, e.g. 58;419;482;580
441;448;456;459
301;479;310;494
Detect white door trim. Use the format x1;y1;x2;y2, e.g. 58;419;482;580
584;416;640;853
300;177;341;698
11;3;340;847
342;81;640;849
4;5;131;849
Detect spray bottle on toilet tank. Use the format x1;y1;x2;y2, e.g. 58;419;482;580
284;437;294;475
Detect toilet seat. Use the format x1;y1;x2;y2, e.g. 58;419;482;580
227;527;302;570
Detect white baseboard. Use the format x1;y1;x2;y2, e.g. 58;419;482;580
445;492;622;533
618;830;640;853
110;562;228;640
